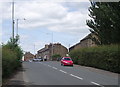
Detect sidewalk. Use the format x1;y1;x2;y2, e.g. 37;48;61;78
2;68;26;87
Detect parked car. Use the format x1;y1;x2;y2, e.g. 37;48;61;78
44;58;47;61
57;57;62;61
61;57;73;66
39;58;43;61
33;58;38;62
33;58;43;62
28;60;32;62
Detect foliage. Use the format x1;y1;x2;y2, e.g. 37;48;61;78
86;2;120;45
70;45;120;73
52;54;61;61
2;36;23;78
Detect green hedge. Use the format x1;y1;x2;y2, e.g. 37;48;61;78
70;45;120;73
2;46;22;78
52;54;61;61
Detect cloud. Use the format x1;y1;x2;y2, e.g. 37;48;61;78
2;1;90;35
2;1;91;53
20;40;48;54
48;11;90;34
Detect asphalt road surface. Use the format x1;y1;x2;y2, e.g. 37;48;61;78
7;61;119;87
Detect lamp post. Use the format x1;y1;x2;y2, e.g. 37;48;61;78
46;32;53;60
15;18;26;43
16;18;26;36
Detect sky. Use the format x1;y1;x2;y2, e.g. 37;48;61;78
0;0;91;54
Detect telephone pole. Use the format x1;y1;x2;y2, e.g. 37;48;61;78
12;1;15;42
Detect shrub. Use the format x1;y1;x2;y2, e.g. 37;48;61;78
70;44;120;73
2;37;23;78
52;54;61;61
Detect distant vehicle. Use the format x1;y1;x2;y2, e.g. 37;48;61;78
61;57;73;66
57;57;62;61
33;58;43;62
29;60;32;62
44;58;47;61
32;58;38;62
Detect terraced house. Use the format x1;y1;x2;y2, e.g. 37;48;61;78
24;52;35;61
69;33;97;52
37;43;68;60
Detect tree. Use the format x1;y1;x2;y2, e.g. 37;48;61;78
86;1;120;45
3;35;23;60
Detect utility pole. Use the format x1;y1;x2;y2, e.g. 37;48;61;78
12;1;15;43
68;44;70;52
34;44;36;56
16;19;19;36
50;33;53;60
51;32;53;57
46;32;54;60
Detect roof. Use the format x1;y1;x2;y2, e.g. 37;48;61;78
24;52;34;56
38;48;49;53
69;33;93;49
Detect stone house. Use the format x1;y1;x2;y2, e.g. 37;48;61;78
37;43;68;60
69;33;96;52
24;52;34;61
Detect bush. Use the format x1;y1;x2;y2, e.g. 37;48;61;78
2;46;22;78
70;45;120;73
52;54;61;61
2;37;23;78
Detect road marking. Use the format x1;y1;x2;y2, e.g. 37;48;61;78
52;67;57;70
70;74;83;80
48;65;52;67
59;70;67;74
91;81;101;86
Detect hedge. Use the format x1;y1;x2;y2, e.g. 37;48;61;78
70;45;120;73
52;54;61;61
2;46;22;78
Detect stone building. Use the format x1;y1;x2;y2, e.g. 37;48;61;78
69;33;96;52
37;43;68;60
24;52;34;61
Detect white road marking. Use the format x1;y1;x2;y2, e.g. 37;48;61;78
52;67;58;70
70;74;83;80
91;81;101;86
48;65;52;67
59;70;67;74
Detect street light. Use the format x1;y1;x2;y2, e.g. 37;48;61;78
15;18;26;43
16;18;26;36
46;32;53;59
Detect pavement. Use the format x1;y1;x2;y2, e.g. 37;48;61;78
3;61;119;87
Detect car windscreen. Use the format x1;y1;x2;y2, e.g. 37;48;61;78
64;58;71;60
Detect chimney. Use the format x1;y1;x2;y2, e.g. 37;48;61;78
45;44;49;49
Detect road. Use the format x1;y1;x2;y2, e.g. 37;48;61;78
7;61;119;87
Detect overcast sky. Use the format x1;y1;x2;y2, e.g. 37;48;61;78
0;0;91;54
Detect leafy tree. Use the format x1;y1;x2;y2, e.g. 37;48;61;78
86;2;120;45
3;35;23;60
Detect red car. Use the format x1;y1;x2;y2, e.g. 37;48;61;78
61;57;73;66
